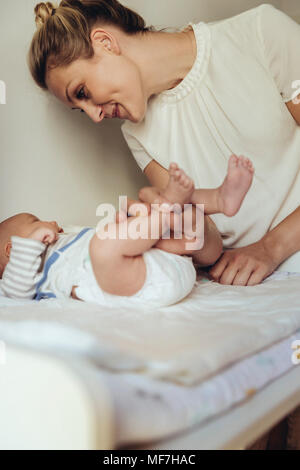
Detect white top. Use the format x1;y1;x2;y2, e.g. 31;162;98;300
122;4;300;259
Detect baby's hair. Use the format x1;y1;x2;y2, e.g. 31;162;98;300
28;0;156;90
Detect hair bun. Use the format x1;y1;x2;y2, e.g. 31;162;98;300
34;2;57;27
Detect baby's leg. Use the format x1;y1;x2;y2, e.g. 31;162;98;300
191;155;254;216
88;207;181;296
156;209;223;267
155;156;254;217
140;178;223;267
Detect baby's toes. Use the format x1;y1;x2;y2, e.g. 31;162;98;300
169;162;178;176
242;157;254;172
229;154;238;168
179;172;187;186
247;160;254;172
188;178;195;190
174;169;181;181
238;156;248;168
184;178;190;189
184;176;192;189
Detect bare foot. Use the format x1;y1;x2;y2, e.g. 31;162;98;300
218;155;254;217
162;162;195;206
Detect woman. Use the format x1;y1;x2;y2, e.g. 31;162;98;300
28;0;300;286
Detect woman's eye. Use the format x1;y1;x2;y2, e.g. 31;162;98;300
76;87;87;100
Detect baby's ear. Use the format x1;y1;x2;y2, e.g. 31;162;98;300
4;241;12;258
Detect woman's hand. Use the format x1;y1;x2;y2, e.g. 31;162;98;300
28;227;58;246
208;239;279;286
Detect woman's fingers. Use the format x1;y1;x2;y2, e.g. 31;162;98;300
210;251;253;286
232;267;255;286
247;268;268;286
218;264;239;285
209;242;277;286
209;254;228;281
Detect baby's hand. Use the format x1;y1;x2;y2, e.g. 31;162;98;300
28;227;58;246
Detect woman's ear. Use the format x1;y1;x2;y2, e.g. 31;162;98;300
90;28;120;55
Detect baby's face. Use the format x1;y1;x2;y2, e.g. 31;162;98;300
0;213;64;278
17;214;64;238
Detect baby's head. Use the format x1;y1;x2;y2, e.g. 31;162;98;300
0;213;62;278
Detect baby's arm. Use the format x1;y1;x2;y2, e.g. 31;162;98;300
1;236;46;299
1;227;57;300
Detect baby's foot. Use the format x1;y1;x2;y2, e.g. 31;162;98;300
218;155;254;217
162;162;195;206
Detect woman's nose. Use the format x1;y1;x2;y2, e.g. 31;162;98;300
83;103;104;123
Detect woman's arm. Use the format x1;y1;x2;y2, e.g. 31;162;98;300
285;94;300;125
144;160;169;189
208;94;300;286
209;206;300;286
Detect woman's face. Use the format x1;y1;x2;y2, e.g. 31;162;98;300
46;31;147;124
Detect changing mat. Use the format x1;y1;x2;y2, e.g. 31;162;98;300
0;270;299;386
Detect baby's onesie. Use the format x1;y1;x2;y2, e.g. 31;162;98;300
1;229;197;308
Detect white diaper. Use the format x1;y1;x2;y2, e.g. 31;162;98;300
75;246;197;308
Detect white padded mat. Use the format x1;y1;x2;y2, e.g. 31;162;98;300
97;328;300;446
0;270;299;386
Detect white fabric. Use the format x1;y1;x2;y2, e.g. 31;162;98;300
37;228;95;299
0;270;299;386
122;4;300;271
75;247;196;308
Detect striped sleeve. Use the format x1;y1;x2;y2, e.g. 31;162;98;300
1;236;46;300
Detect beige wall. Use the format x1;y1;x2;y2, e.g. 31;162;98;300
0;0;292;226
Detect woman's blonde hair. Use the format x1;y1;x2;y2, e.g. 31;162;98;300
28;0;154;90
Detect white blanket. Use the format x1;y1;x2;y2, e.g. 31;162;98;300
0;270;299;385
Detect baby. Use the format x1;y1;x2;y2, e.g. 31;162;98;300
0;155;254;308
